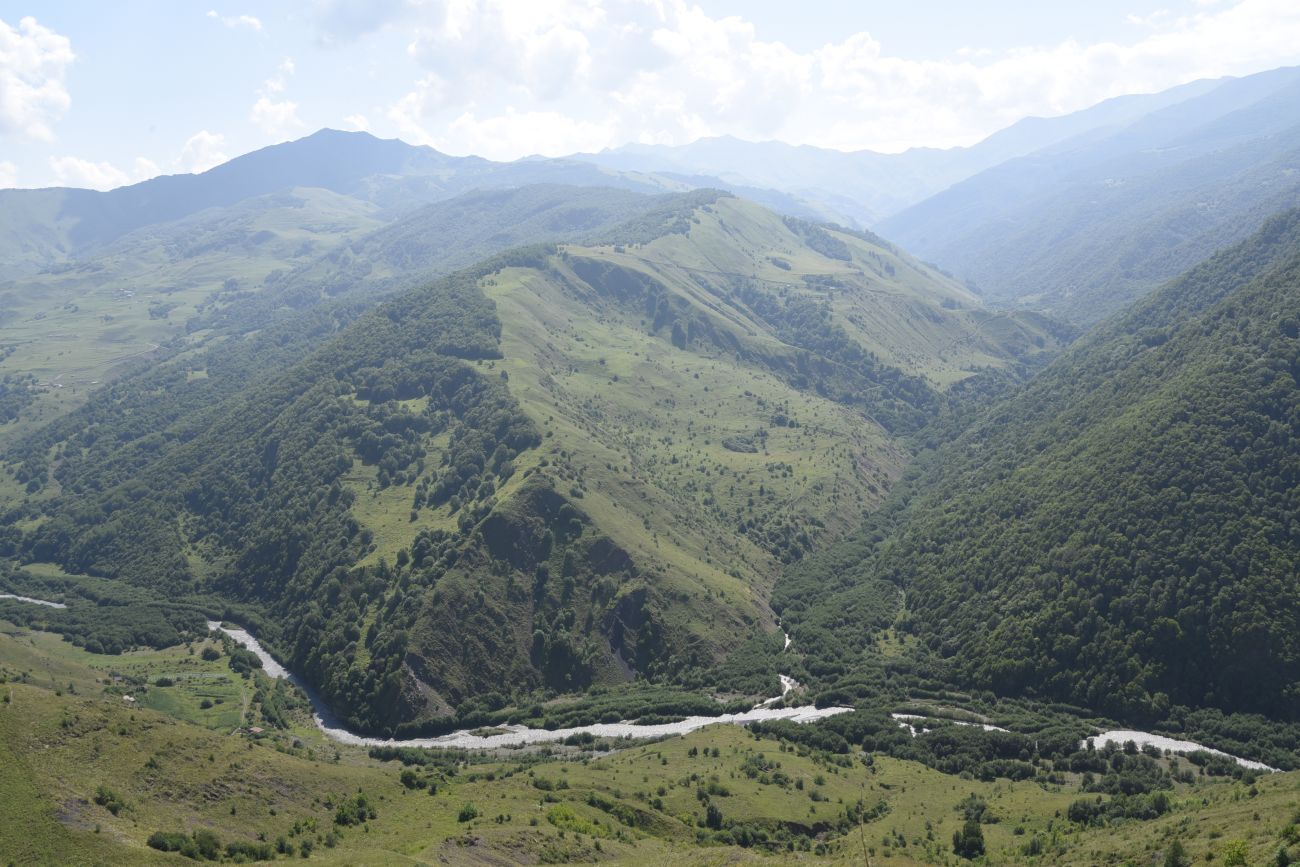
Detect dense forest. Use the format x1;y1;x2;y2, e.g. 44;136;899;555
12;50;1300;866
0;191;1061;735
8;181;1299;762
6;249;552;731
778;209;1300;725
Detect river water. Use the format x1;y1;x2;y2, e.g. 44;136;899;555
209;621;852;749
0;593;67;609
892;712;1009;736
4;594;1273;767
1084;730;1276;772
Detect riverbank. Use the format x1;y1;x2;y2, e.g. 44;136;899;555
209;620;853;750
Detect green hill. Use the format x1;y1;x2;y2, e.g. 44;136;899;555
778;208;1300;725
1;193;1062;734
0;184;662;449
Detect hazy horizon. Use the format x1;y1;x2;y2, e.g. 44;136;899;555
3;0;1300;190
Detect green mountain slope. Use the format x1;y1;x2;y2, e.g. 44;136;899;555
780;209;1300;723
2;193;1063;733
0;184;659;448
2;620;1297;866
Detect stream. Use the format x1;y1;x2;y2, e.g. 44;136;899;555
210;621;852;749
892;712;1009;736
0;593;67;609
1084;730;1276;772
4;593;1275;768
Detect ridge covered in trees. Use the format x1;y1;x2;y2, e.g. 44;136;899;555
778;208;1300;725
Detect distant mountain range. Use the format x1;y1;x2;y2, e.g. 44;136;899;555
0;130;693;279
571;74;1223;227
5;65;1300;326
878;65;1300;323
571;65;1300;324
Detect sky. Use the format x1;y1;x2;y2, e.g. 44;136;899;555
2;0;1300;190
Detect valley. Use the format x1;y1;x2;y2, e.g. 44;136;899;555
3;44;1300;864
3;609;1299;865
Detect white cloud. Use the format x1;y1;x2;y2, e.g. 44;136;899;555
263;57;296;93
381;0;1300;158
177;130;228;173
49;155;135;190
133;156;161;179
343;113;370;131
387;74;447;140
446;109;613;161
250;58;304;136
0;15;74;141
0;160;16;187
46;133;230;190
207;10;263;31
251;95;303;136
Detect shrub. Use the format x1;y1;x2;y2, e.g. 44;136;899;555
953;819;985;859
334;792;376;826
1222;840;1250;867
146;831;188;852
192;829;222;860
93;785;126;816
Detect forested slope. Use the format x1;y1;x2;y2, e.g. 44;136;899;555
779;209;1300;723
1;193;1065;733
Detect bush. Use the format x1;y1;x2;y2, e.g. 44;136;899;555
333;792;376;826
192;829;222;860
93;785;126;816
146;831;189;852
1163;841;1190;867
226;840;276;860
1222;840;1250;867
458;802;480;822
953;819;985;859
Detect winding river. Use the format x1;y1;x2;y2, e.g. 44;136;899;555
209;621;852;749
1;593;1277;767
